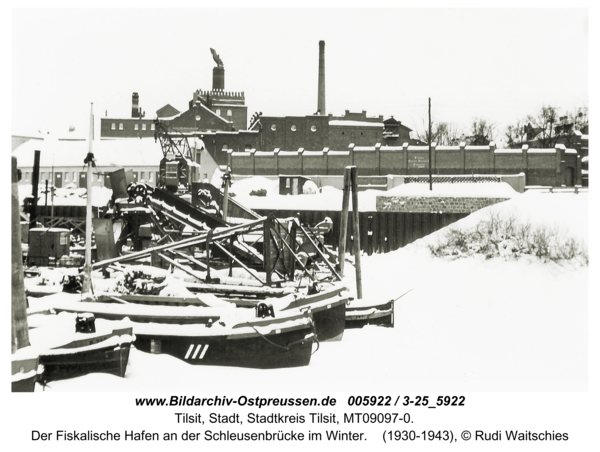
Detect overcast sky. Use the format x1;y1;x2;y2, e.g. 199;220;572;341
11;7;588;143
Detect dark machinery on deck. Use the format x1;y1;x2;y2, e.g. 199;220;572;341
153;119;196;192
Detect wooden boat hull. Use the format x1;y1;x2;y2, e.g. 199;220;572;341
239;284;349;342
345;299;394;329
133;313;315;369
39;327;134;383
49;295;223;325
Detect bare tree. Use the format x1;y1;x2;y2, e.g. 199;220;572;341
525;105;560;148
505;118;529;149
560;105;588;148
415;119;463;145
467;118;496;145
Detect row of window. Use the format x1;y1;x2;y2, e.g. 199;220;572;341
110;123;156;131
215;109;233;117
22;171;156;184
271;124;318;132
221;144;254;150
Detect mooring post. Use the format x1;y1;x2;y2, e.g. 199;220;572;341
222;168;230;223
29;150;41;234
350;166;363;299
228;234;234;277
338;166;351;277
205;229;213;282
289;220;297;280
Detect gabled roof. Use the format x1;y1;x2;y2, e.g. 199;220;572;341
156;104;181;118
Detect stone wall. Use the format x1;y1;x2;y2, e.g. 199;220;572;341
229;143;582;187
376;196;510;214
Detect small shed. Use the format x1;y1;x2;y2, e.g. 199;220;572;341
27;227;71;266
279;175;312;195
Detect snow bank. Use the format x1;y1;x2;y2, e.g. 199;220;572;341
28;190;588;393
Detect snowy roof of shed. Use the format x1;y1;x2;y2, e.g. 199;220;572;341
329;120;383;127
12;138;164;168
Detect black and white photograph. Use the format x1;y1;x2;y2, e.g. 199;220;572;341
8;4;596;450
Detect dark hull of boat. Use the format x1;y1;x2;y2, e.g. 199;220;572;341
300;299;346;342
11;356;41;392
38;327;134;383
134;323;313;369
12;375;39;392
346;300;394;329
39;343;132;383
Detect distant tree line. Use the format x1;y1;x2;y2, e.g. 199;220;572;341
413;105;588;149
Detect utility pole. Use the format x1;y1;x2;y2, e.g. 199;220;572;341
428;97;433;191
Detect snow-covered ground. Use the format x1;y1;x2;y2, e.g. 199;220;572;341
31;190;588;393
228;177;520;212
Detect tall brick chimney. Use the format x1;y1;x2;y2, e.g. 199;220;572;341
131;92;139;118
317;41;326;115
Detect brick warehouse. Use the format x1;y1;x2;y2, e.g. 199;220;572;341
87;41;584;188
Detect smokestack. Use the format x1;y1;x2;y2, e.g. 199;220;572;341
213;67;225;91
317;41;326;115
131;92;139;118
211;48;225;91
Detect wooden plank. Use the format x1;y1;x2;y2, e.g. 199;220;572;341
92;216;266;269
294;219;342;281
350;166;363;299
338;167;351;276
264;215;272;286
213;242;266;285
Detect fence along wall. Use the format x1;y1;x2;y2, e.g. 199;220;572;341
253;208;469;256
230;143;582;187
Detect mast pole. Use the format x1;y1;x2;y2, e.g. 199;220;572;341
82;103;94;296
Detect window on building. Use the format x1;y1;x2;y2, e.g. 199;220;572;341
151;123;155;131
119;123;123;130
111;123;116;130
41;172;46;181
271;124;277;131
134;124;139;131
291;125;297;131
142;124;146;131
216;109;221;116
98;173;102;181
245;144;251;150
311;125;317;132
222;144;228;150
227;110;232;117
149;172;153;182
141;171;145;181
64;172;69;181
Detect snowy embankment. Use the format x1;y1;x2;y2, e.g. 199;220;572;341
35;190;587;393
228;177;519;212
